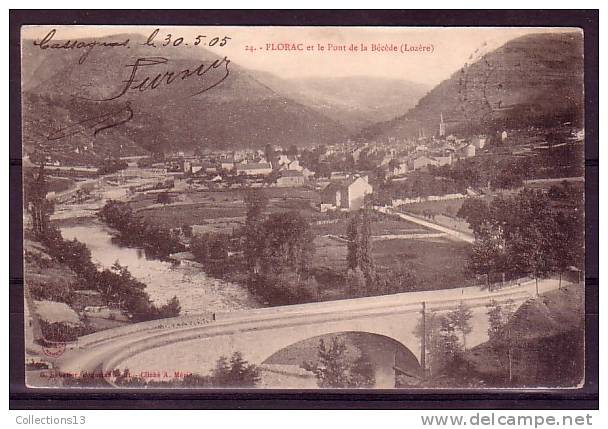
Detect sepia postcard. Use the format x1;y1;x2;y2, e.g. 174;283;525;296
19;23;587;391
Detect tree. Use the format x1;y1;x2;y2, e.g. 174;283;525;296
264;144;276;165
156;192;171;205
346;209;375;282
97;158;128;175
181;224;193;238
287;144;299;158
228;352;261;387
301;338;375;388
24;163;54;237
457;198;490;236
243;189;268;274
463;188;580;291
346;215;360;271
447;302;473;350
211;352;261;387
211;356;232;386
258;211;314;279
376;266;418;295
436;317;464;372
98;200;184;258
466;229;504;290
348;352;376;388
486;299;517;383
510;227;552;296
155;296;181;319
414;311;463;378
345;268;367;298
549;211;584;289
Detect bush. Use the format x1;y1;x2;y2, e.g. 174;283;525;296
35;226;181;323
247;272;319;305
39;321;85;343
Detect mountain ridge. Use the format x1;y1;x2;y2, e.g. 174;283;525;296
354;31;584;142
250;72;429;132
21;33;349;159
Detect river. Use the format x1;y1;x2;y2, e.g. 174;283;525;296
55;179;259;315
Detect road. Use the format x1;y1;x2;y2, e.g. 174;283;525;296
375;206;475;243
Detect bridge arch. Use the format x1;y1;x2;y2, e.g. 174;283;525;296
100;311;426;383
261;331;422;388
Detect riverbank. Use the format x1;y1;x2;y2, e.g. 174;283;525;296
49;172;260;316
61;221;260;314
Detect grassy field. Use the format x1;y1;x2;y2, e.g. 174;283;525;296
132;188;324;231
46;176;76;193
398;199;477;235
313;234;473;290
129;187;474;293
139;204;247;229
399;199;465;217
312;217;429;237
373;237;473;288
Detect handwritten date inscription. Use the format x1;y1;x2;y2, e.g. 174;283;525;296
32;29;233;139
33;28;232;65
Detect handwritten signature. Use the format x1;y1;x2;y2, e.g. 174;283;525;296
77;56;231;102
46;102;133;141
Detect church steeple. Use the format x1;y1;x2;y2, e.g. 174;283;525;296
439;112;446;137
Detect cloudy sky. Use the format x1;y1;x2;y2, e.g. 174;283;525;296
22;26;580;87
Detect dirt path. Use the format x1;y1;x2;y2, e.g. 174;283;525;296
376;206;475;243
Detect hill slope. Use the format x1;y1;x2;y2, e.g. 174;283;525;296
356;32;584;142
21;34;348;160
467;284;585;387
251;73;429;132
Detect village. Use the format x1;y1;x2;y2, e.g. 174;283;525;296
30;114;585;306
20;71;590;396
40;112;584;213
23;113;585;388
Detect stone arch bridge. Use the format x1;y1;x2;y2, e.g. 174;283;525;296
56;280;557;387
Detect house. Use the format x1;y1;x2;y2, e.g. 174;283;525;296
330;171;349;180
276;170;305;187
184;160;204;174
389;161;409;176
458;144;476;158
379;155;393;167
235;162;273;176
277;154;291;167
285;160;303;171
409;155;438;171
472;135;487;149
200;161;218;174
220;160;235;171
321;175;373;211
302;167;316;179
433;155;452;167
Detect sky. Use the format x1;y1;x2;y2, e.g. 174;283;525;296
21;26;580;87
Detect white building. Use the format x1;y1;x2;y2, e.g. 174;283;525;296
321;176;373;211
